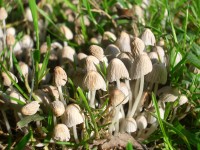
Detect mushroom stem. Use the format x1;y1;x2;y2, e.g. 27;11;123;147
64;41;68;47
127;76;144;118
72;125;79;143
142;122;158;140
9;46;13;72
53;115;57;126
125;80;133;116
134;79;140;99
1;110;12;135
116;79;120;89
57;86;66;105
120;105;125;118
2;20;6;49
89;90;96;108
109;106;120;134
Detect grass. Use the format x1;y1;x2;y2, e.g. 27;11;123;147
0;0;200;149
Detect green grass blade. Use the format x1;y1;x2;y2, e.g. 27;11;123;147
14;130;32;150
38;36;51;82
152;92;173;150
126;142;133;150
77;87;100;139
12;54;24;82
186;52;200;69
64;0;77;12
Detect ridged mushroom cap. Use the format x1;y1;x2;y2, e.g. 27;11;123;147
2;71;18;87
6;34;15;46
20;35;33;49
51;101;65;117
83;70;106;91
0;7;8;20
85;55;100;72
130;52;152;79
19;61;32;78
103;31;117;42
59;25;73;40
141;28;156;46
131;37;145;57
105;44;120;61
117;52;133;74
54;66;67;87
136;115;147;130
152;46;166;63
7;88;26;104
42;85;59;100
21;101;40;116
107;58;130;82
62;104;84;127
120;117;137;133
53;124;70;142
115;31;131;53
59;46;77;64
109;88;125;107
145;63;167;84
89;45;104;61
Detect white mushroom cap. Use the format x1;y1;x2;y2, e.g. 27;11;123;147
25;8;33;22
120;117;137;133
6;27;16;36
83;70;106;91
131;37;145;57
141;28;156;46
104;44;120;61
145;63;167;84
85;55;100;72
59;25;73;40
89;45;104;61
42;85;59;100
59;46;77;64
6;34;15;46
0;7;8;20
152;46;166;63
7;88;26;104
109;88;125;107
107;58;130;82
53;124;70;142
2;71;18;87
54;66;67;87
179;95;188;105
102;31;117;42
51;101;65;117
136;115;147;130
62;104;84;127
115;31;131;53
148;51;159;64
21;101;40;116
130;52;152;79
20;35;33;49
19;61;32;79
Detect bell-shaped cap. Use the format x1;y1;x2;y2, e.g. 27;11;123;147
130;52;152;79
62;104;84;127
53;124;70;141
0;7;8;20
115;31;131;52
136;115;147;130
120;117;137;133
54;66;67;87
109;88;125;107
141;28;156;46
59;25;73;40
105;44;120;61
107;58;130;82
89;45;104;61
83;70;106;91
145;63;167;84
131;37;145;57
85;55;100;72
2;71;18;87
51;100;65;117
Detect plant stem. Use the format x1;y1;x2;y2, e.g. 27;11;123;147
1;110;12;136
72;125;79;143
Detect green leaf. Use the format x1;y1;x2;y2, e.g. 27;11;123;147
152;93;173;150
29;0;39;50
126;142;133;150
186;52;200;69
14;130;32;150
17;114;45;128
64;0;77;12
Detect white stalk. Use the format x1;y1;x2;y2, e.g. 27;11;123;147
57;86;66;105
89;90;96;108
9;45;13;72
108;106;120;134
72;125;79;143
127;76;144;118
2;20;6;49
116;79;120;89
1;110;12;135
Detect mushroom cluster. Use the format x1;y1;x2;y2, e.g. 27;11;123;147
0;2;194;149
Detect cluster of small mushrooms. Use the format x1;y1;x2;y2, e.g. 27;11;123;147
0;2;191;148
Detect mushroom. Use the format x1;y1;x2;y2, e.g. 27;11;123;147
141;28;156;46
54;66;68;105
119;117;137;134
62;104;84;143
1;71;18;87
21;101;40;116
82;70;106;108
6;34;15;72
131;37;145;58
0;7;8;49
115;31;131;53
127;52;152;118
108;88;125;134
59;25;73;46
53;124;70;142
85;55;100;72
104;44;120;61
